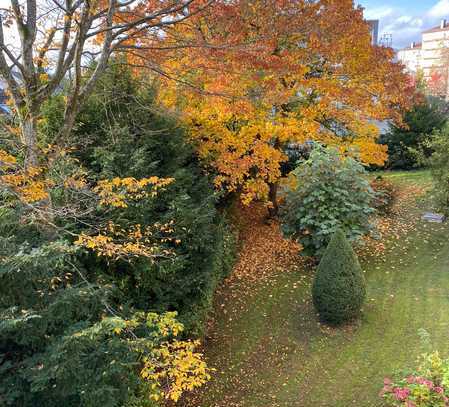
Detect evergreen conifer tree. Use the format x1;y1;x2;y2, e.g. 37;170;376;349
312;229;366;325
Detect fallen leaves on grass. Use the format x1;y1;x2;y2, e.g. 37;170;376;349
229;203;303;284
358;184;428;259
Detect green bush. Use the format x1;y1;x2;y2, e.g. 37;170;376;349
0;208;154;407
379;96;448;170
312;229;366;325
0;63;235;405
69;63;236;335
280;146;375;256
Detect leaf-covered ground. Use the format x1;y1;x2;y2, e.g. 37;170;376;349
185;170;449;407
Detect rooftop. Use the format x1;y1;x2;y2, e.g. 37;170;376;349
422;19;449;34
401;42;422;51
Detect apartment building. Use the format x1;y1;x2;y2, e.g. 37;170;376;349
397;19;449;97
421;19;449;80
397;42;422;73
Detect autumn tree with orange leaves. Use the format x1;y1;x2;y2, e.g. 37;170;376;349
0;0;413;215
130;0;413;215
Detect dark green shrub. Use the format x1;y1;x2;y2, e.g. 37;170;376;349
312;229;366;325
370;176;397;215
280;146;375;256
0;209;156;407
69;63;236;335
0;63;235;405
379;97;448;170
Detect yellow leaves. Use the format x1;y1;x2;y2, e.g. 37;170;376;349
146;311;184;338
94;176;174;208
102;311;211;403
15;179;49;203
0;152;51;203
241;178;270;206
324;121;388;167
74;221;176;261
113;326;123;335
39;73;49;82
0;149;17;167
150;0;411;208
141;339;212;402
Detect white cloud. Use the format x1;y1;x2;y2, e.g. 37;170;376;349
360;0;449;49
363;6;395;20
427;0;449;18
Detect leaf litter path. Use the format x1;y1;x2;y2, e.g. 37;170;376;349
185;175;449;407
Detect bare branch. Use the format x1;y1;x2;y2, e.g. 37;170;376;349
0;15;23;106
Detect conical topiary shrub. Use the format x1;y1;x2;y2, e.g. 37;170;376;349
312;229;366;325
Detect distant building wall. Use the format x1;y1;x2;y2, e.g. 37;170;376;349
397;19;449;98
397;43;422;73
421;23;449;80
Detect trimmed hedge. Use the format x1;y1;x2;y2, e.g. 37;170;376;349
312;229;366;325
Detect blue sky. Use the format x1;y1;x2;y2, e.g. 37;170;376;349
357;0;449;48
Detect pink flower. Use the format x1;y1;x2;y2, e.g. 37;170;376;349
406;375;416;384
434;386;444;394
394;387;410;401
384;378;392;385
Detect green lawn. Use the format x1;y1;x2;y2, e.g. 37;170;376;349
187;170;449;407
372;169;431;184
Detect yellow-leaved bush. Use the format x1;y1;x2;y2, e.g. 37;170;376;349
0;148;177;262
142;340;211;402
74;221;177;261
107;311;212;403
0;149;51;203
75;175;178;261
94;176;174;208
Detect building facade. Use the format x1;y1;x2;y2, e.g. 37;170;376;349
397;19;449;98
397;42;422;73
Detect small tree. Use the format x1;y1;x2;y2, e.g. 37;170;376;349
379;96;448;170
280;146;375;256
312;229;366;325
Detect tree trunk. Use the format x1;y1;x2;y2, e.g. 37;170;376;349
21;114;39;168
267;181;279;218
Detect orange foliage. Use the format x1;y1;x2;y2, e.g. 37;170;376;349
129;0;413;205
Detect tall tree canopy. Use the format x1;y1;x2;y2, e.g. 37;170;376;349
134;0;413;211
